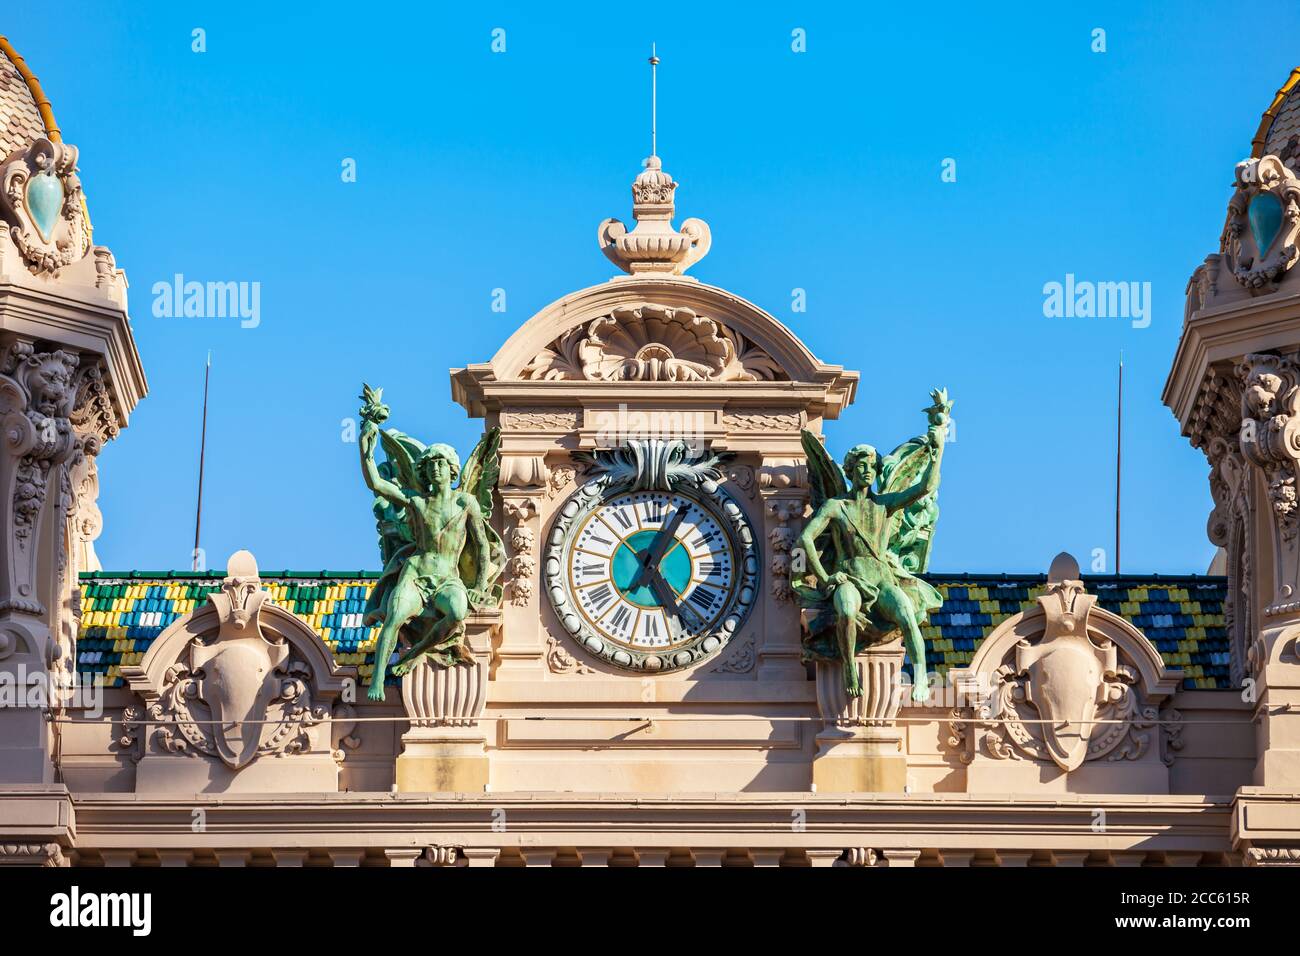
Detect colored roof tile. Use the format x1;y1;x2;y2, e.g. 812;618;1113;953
76;571;1232;690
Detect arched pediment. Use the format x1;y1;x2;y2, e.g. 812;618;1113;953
480;278;850;388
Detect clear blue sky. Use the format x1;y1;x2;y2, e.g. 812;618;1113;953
7;1;1295;574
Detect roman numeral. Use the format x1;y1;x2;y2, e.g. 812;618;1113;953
688;587;718;611
578;562;604;578
691;531;718;549
586;533;614;547
609;605;632;634
641;499;667;523
609;507;634;530
643;615;659;638
584;583;614;611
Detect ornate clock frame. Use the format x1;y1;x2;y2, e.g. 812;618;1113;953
542;442;761;672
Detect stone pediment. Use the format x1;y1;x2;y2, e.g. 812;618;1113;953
519;303;786;383
451;278;859;421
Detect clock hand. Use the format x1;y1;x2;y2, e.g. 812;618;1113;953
647;565;708;633
646;572;683;642
629;504;690;592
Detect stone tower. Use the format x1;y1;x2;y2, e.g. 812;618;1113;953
0;37;145;795
1165;67;1300;863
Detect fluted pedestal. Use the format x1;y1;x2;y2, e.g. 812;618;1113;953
811;638;907;793
395;612;499;793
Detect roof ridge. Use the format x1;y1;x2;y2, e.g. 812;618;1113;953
0;35;60;142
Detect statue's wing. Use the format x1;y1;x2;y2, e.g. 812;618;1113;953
379;428;425;493
459;426;501;520
879;437;939;573
800;429;847;512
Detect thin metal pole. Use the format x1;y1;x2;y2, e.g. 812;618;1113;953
649;43;659;156
192;352;211;571
1115;353;1123;576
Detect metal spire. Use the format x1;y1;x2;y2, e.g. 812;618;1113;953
649;43;659;157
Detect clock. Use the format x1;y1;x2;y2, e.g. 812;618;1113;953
544;469;759;672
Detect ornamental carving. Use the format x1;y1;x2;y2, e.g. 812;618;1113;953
546;635;594;675
2;342;79;558
0;137;87;276
499;407;581;431
952;553;1181;773
723;410;802;431
518;304;786;383
122;550;355;775
1185;364;1254;682
1237;352;1300;544
1223;155;1300;292
765;498;804;603
597;155;711;276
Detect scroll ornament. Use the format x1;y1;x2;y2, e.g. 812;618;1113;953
1225;155;1300;291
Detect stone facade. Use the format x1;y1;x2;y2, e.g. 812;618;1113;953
0;41;1294;867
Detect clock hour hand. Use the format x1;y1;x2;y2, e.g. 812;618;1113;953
629;504;689;592
646;565;707;633
646;571;684;642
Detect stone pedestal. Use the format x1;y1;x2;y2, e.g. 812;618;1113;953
811;638;907;793
395;612;499;793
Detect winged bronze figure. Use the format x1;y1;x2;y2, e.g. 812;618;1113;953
794;389;952;700
357;384;504;701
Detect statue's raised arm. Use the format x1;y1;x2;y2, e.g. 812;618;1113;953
358;384;408;507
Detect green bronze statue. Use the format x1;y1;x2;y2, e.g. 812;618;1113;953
358;384;504;701
794;389;952;702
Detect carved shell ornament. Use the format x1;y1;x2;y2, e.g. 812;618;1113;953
0;136;87;276
1225;155;1300;292
518;304;786;382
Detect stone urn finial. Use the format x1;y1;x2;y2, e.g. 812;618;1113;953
597;155;711;276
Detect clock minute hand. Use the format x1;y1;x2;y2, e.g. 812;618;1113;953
630;504;689;591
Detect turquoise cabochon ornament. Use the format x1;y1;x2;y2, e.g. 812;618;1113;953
25;169;63;241
1249;191;1283;259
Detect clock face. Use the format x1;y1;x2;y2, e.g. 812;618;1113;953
570;491;735;650
545;480;759;672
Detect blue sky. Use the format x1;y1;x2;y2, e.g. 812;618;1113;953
7;1;1295;574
